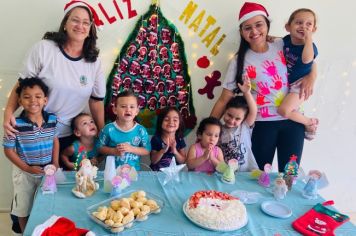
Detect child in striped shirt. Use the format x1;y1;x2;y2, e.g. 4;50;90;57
3;77;59;232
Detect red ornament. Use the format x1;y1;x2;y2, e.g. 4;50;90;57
197;56;210;68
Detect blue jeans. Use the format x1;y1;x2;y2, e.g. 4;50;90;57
252;120;304;172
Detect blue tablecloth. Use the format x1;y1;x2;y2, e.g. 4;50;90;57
24;171;356;236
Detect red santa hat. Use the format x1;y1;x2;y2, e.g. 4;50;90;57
64;1;104;29
32;215;95;236
238;2;269;25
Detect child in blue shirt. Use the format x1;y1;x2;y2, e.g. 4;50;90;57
278;8;319;140
99;91;150;170
3;78;59;232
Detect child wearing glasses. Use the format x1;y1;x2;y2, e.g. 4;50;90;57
219;79;258;171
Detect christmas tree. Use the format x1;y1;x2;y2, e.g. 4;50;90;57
104;1;197;135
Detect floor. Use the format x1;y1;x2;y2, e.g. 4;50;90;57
1;212;355;235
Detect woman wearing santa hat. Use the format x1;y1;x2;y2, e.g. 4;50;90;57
211;2;316;172
3;1;106;153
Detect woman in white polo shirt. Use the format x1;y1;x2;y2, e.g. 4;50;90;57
3;1;106;153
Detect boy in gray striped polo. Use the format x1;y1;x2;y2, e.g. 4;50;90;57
3;77;59;233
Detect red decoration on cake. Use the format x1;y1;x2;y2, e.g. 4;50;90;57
188;190;237;208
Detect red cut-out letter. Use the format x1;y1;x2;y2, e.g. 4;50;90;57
98;3;117;24
123;0;137;19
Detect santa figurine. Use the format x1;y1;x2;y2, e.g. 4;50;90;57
273;174;288;200
42;164;57;194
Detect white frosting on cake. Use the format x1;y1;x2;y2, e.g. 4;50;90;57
185;196;247;231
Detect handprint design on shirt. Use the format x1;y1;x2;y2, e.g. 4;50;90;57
260;106;276;118
262;60;277;77
246;65;257;79
278;50;286;66
257;81;270;95
256;94;270;106
270;75;283;90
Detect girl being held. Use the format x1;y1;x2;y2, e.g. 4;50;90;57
278;8;319;140
61;113;102;170
187;117;224;174
150;107;186;171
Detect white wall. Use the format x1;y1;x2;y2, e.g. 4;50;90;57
0;0;355;214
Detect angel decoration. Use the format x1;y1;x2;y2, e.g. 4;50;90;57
216;159;239;184
258;163;272;187
110;164;138;197
302;170;329;199
72;159;99;198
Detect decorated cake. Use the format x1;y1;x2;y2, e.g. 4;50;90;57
184;190;248;231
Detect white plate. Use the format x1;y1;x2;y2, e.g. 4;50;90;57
182;201;248;232
260;200;292;218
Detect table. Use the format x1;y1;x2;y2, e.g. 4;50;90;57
24;171;356;236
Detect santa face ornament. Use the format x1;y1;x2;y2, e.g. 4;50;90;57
159;46;169;62
145;79;156;94
133;78;143;93
129;61;140;76
175;75;185;89
166;79;175;93
159;96;167;109
156;81;165;95
161;28;172;44
118;58;129;73
148;96;157;111
138;95;146;109
127;43;137;58
123;77;132;91
136;27;147;44
172;59;182;73
141;63;151;79
148;14;158;31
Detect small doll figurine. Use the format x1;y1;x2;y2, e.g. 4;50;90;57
110;176;129;197
258;164;272;187
42;164;57;194
302;170;322;199
273;174;288;200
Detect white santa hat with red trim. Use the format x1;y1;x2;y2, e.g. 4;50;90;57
64;1;104;29
238;2;269;25
32;215;95;236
